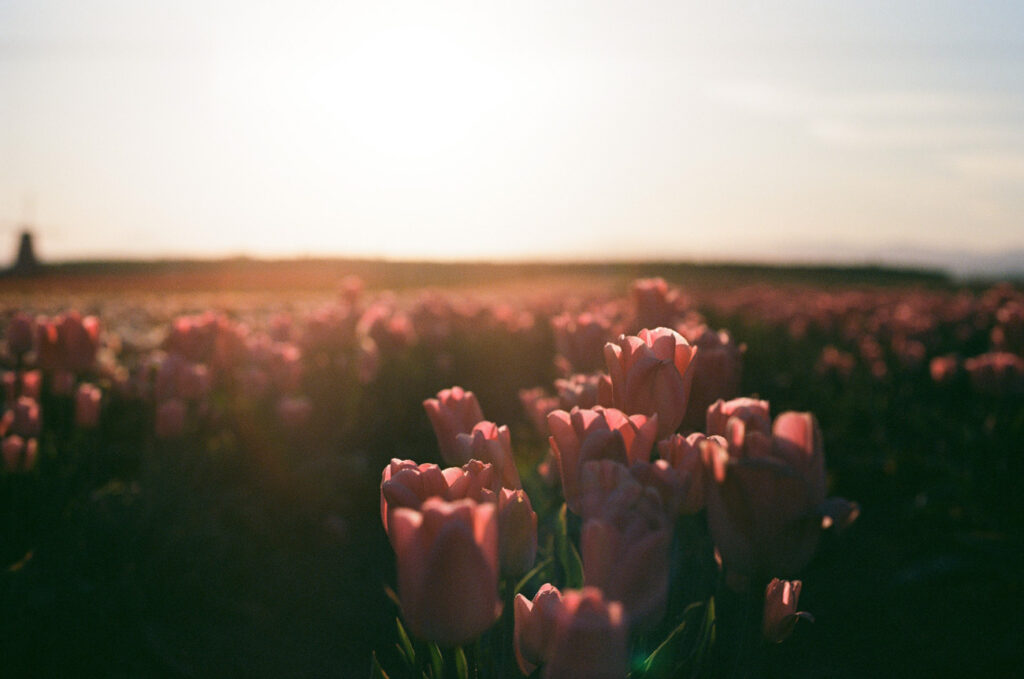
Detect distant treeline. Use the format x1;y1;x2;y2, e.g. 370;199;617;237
0;256;952;293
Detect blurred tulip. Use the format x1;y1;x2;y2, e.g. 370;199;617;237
7;313;35;357
498;487;538;578
763;578;813;643
423;386;485;465
704;410;858;585
389;498;501;646
2;435;38;472
154;398;187;439
677;323;744;431
551;312;612;373
706;397;770;445
12;396;41;438
519;387;559;437
454;421;521;489
604;327;697;439
514;583;564;675
579;461;672;627
657;432;723;514
543;588;628;679
631;277;681;330
75;383;102;429
929;354;960;384
547;406;658;514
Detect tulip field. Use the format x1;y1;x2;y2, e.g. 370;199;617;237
1;262;1021;677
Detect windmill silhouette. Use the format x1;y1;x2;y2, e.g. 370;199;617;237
1;194;58;273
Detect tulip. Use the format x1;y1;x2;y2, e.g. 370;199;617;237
554;373;605;410
7;313;35;357
453;421;521;489
543;588;628;679
763;578;813;643
657;432;723;515
703;409;858;584
631;277;681;330
2;435;38;472
677;323;743;432
75;383;102;429
514;583;564;675
547;406;658;514
604;327;697;439
389;498;502;646
379;459;448;534
706;397;771;446
579;461;672;627
12;396;40;438
498;488;538;578
519;387;560;437
551;312;612;373
423;386;485;465
443;459;500;504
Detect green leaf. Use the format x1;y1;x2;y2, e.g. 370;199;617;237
555;504;584;589
428;642;444;679
370;651;392;679
396;618;416;668
635;601;705;677
455;646;469;679
514;556;554;595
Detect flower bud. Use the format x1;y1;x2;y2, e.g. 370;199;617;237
498;488;537;578
75;383;102;429
423;386;485;465
389;498;502;647
453;421;521;489
763;578;813;643
604;328;697;439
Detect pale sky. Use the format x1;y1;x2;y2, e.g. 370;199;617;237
1;1;1023;267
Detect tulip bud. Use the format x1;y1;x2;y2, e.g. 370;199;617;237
453;421;521;489
547;406;657;515
12;396;41;438
514;584;564;675
389;498;502;647
75;383;102;429
498;488;538;578
2;435;38;472
762;578;813;643
7;313;35;357
544;588;628;679
423;386;485;465
380;459;448;534
443;459;499;504
657;432;722;514
604;328;697;439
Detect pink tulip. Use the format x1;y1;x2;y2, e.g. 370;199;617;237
389;498;502;646
657;432;723;515
706;397;771;445
519;387;560;437
12;396;40;438
453;421;521;489
579;461;672;627
543;588;628;679
703;410;858;585
554;373;605;410
551;312;612;373
631;277;682;330
498;488;538;578
514;583;564;675
2;435;38;472
75;383;102;429
379;459;448;534
443;459;500;504
676;323;743;431
604;327;697;439
7;313;35;357
763;578;813;643
423;386;485;465
547;406;658;514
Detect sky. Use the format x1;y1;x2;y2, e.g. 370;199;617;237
1;1;1023;270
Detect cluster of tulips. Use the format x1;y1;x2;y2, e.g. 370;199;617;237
378;280;859;678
